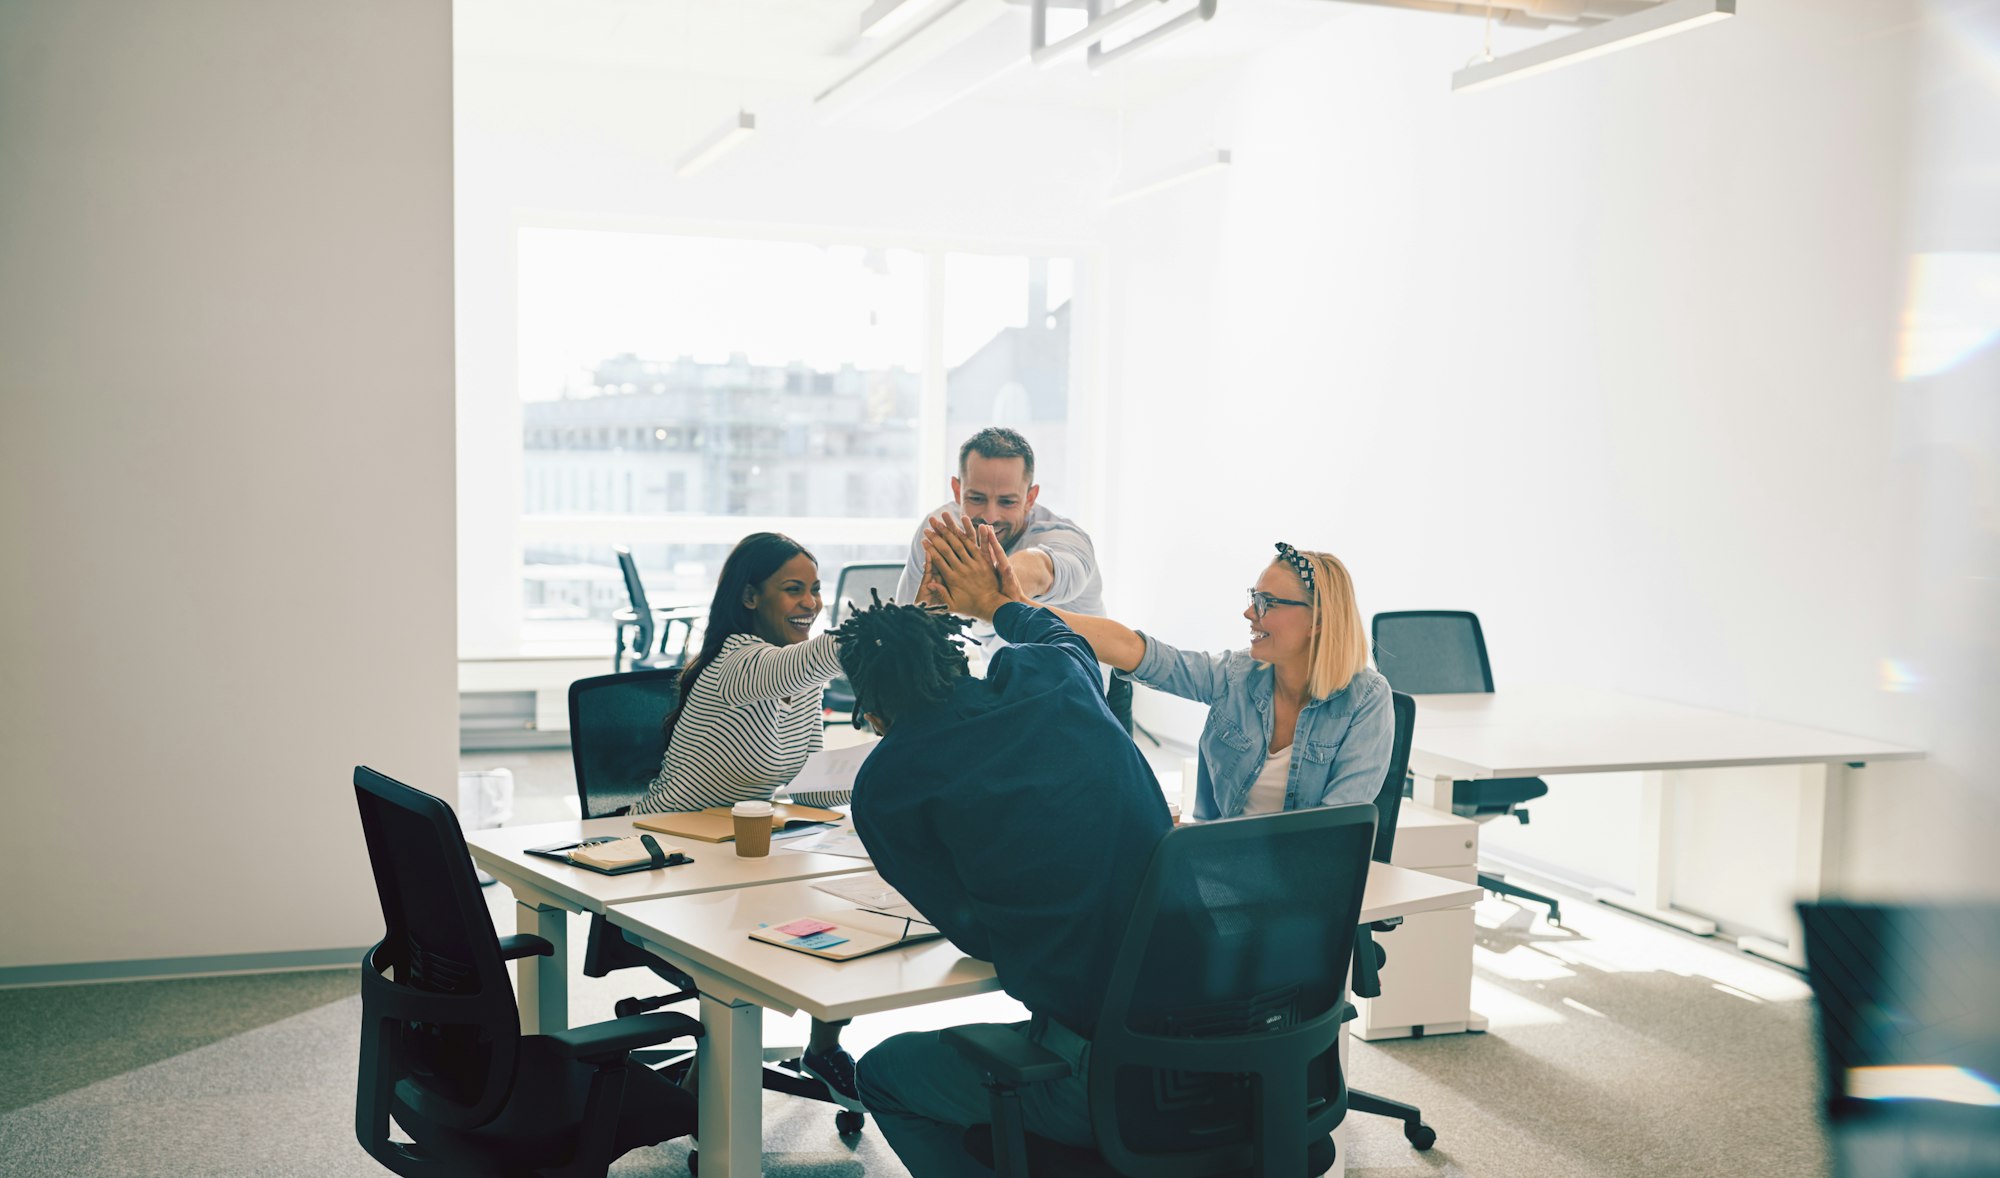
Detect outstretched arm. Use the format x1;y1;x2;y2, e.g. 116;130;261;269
923;515;1146;672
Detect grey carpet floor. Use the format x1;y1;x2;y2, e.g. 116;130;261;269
0;881;1829;1177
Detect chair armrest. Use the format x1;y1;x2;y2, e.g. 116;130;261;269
1353;927;1388;999
942;1025;1073;1086
545;1010;704;1065
1369;916;1403;934
496;934;554;961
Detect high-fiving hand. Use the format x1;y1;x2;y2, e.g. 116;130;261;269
922;512;1029;621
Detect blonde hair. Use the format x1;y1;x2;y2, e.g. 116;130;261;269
1276;549;1368;699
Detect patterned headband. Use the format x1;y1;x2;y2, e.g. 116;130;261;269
1274;542;1317;595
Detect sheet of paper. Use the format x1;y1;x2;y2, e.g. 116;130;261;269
813;873;925;921
778;823;872;860
786;740;876;798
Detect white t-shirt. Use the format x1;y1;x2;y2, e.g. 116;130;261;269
1241;746;1293;816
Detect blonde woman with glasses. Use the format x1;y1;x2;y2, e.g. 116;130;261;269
922;517;1392;820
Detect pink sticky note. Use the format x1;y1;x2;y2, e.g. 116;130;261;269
774;918;837;937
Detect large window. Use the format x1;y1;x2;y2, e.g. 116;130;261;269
511;228;1082;645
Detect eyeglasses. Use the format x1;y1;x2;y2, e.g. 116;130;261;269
1246;589;1311;619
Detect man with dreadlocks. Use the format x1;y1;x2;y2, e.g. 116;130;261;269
832;538;1171;1178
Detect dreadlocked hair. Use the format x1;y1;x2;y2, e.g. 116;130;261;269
831;589;972;728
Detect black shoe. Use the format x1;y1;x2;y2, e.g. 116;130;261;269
800;1047;864;1112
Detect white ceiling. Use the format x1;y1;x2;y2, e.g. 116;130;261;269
455;0;1396;118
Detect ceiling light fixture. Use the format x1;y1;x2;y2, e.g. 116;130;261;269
1107;147;1230;206
1030;0;1171;68
675;110;756;178
1031;0;1219;70
859;0;940;39
817;0;1009;119
1451;0;1735;93
1088;0;1217;71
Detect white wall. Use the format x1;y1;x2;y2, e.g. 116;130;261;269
1113;0;2000;928
0;0;457;970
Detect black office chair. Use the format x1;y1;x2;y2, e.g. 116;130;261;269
566;670;698;1002
951;804;1377;1178
821;561;904;719
1371;610;1562;925
564;671;865;1138
1346;690;1438;1151
353;765;701;1177
613;546;704;674
1798;902;2000;1178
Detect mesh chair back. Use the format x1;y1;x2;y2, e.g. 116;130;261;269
568;669;681;819
1371;611;1494;695
832;562;905;626
353;766;520;1131
1370;692;1416;864
1089;804;1376;1177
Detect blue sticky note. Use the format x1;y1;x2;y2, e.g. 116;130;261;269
789;931;849;950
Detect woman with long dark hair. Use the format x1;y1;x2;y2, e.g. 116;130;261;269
636;532;847;815
631;531;862;1105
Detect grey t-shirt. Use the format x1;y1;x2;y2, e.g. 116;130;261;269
895;500;1105;657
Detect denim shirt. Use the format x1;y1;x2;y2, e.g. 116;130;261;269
1125;635;1395;821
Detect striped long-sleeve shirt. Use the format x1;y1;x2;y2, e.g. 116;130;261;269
633;631;848;815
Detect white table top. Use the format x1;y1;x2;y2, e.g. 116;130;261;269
608;861;1483;1024
1359;860;1485;923
1408;685;1923;779
613;878;999;1023
465;816;874;915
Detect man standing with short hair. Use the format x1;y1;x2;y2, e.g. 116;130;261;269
894;426;1131;727
894;426;1103;627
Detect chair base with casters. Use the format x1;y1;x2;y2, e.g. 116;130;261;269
1452;776;1563;926
582;910;867;1143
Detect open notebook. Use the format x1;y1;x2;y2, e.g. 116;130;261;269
522;834;691;876
748;909;944;961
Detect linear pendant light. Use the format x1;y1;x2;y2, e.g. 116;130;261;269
1451;0;1735;94
675;110;756;178
859;0;939;39
1107;148;1230;206
816;0;1008;119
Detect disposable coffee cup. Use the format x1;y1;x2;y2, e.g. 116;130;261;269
1165;801;1183;827
732;800;775;858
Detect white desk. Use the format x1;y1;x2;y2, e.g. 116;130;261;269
611;862;1483;1178
465;817;872;1033
1406;685;1923;964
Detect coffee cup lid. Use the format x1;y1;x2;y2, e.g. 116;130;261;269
732;800;775;817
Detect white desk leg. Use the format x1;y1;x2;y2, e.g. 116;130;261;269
697;992;765;1178
514;899;568;1034
1593;770;1718;936
1415;773;1455;813
1739;762;1844;969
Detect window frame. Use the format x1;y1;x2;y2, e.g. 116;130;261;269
462;213;1106;656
